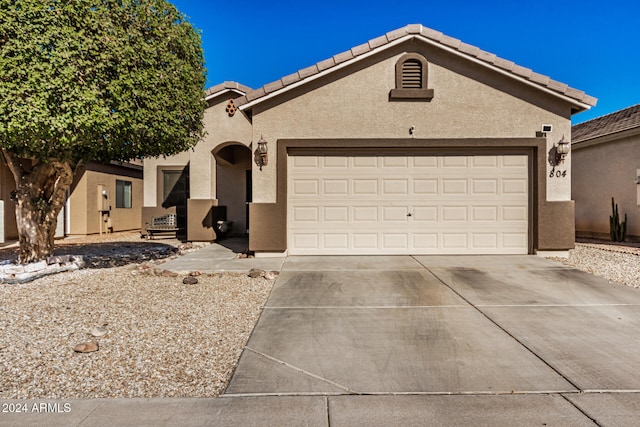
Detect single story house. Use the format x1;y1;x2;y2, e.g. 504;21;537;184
572;104;640;242
0;160;143;242
143;23;596;256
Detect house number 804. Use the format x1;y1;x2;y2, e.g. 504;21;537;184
549;168;567;178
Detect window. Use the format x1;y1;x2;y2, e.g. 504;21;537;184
162;170;183;203
116;180;132;208
389;53;434;100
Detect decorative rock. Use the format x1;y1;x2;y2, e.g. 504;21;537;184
73;342;99;353
248;268;265;278
47;255;71;265
90;326;108;337
24;261;48;273
189;271;201;276
264;271;278;280
183;276;198;285
160;270;178;277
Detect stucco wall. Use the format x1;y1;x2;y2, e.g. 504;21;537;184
69;166;143;235
249;41;574;204
190;96;253;200
143;151;190;207
573;133;640;240
0;160;18;240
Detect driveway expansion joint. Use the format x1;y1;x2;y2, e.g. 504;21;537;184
413;256;585;393
241;346;359;395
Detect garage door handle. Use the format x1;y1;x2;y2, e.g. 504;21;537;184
406;213;413;217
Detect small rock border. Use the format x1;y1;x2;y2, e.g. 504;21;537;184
0;255;86;284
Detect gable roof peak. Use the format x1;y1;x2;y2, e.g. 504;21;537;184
205;81;252;100
235;23;596;112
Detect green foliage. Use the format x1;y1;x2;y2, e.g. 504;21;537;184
609;197;627;242
0;0;206;164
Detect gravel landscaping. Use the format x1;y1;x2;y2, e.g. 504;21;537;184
547;241;640;288
0;232;276;399
0;232;638;399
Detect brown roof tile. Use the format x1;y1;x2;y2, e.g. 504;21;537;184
440;34;462;49
493;57;515;72
298;64;319;79
333;50;354;64
458;42;480;57
263;80;284;94
204;81;251;98
572;104;640;143
233;24;596;109
316;57;336;71
368;34;389;49
476;49;497;64
386;27;408;41
281;72;300;86
351;42;372;57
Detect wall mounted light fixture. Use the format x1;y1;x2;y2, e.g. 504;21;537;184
254;136;268;170
555;135;570;164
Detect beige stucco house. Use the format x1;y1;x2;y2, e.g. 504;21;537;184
0;160;142;242
143;24;596;256
572;104;640;242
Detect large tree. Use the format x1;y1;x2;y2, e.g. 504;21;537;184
0;0;206;263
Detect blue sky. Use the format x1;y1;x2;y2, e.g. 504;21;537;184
171;0;639;124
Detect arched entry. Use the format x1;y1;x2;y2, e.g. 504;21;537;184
213;143;252;236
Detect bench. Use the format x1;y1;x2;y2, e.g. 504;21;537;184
144;214;180;240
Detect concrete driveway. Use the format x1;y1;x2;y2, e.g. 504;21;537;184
226;255;640;425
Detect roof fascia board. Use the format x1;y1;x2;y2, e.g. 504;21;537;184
239;34;592;113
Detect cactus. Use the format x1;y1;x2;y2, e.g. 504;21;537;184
609;197;627;242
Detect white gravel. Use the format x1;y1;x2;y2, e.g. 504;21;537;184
0;233;275;399
547;242;640;288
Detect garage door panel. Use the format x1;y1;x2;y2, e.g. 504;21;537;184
323;179;349;195
353;179;378;195
382;179;409;195
502;179;528;194
442;179;467;194
323;206;348;222
353;233;378;249
288;155;528;255
323;157;349;168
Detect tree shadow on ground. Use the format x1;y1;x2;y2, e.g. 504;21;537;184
0;241;180;269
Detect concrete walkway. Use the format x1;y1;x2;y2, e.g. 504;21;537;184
4;254;640;426
158;237;286;273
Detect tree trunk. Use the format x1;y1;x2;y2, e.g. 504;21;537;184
1;150;74;264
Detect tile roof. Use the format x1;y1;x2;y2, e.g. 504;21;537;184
204;81;252;99
233;24;597;111
572;104;640;143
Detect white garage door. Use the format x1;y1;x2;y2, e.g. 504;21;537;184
288;155;529;255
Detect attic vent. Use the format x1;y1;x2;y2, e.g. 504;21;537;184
390;53;434;101
402;59;423;89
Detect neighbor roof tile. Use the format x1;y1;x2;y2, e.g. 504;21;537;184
572;104;640;143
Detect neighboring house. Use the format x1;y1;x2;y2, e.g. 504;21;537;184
66;161;144;236
0;160;143;242
572;104;640;242
143;23;596;256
